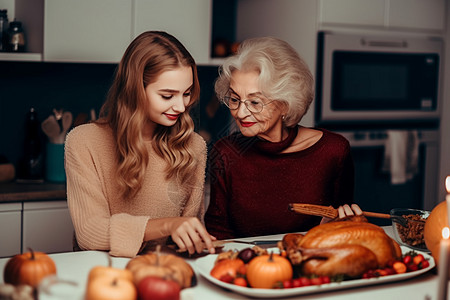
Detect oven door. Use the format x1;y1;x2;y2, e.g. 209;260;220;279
337;130;439;226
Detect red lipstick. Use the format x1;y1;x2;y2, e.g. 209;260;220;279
165;113;180;120
240;121;256;127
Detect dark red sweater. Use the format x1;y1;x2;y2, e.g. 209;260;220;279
205;127;354;239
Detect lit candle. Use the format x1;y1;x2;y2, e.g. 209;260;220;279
446;176;450;228
438;227;450;300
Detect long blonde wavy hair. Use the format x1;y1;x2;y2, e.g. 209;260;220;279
97;31;201;200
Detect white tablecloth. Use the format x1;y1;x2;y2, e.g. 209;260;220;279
0;227;442;300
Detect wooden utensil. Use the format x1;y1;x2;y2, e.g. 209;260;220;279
288;203;424;226
41;115;61;144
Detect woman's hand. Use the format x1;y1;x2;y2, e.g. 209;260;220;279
320;204;363;224
166;217;216;255
145;217;216;255
337;204;363;218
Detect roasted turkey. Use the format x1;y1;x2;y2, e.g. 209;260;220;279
280;216;402;278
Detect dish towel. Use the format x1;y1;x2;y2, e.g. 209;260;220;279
382;130;419;185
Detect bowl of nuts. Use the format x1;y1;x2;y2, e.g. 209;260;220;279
390;208;430;252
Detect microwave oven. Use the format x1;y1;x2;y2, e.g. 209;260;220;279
315;31;443;127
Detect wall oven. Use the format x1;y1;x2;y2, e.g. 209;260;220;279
315;31;443;127
314;31;443;218
337;129;439;225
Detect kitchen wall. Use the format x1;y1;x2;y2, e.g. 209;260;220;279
0;62;223;170
0;0;449;203
438;1;450;201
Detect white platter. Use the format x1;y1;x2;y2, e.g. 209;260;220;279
195;246;435;298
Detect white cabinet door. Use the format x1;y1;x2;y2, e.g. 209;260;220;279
44;0;132;62
388;0;445;31
134;0;212;65
319;0;446;32
236;0;317;127
0;203;22;258
23;201;74;254
319;0;385;27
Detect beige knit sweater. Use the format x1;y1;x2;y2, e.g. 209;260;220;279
64;123;207;257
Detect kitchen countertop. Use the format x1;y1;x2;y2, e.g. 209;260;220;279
0;181;66;203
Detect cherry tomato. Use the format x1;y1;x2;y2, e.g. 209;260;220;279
282;280;293;289
420;260;430;269
320;276;331;284
292;278;302;288
403;255;412;265
384;268;396;275
407;264;418;272
299;277;311;286
233;277;248;287
310;277;323;285
413;254;424;265
393;262;407;274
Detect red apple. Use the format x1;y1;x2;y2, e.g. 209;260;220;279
137;276;181;300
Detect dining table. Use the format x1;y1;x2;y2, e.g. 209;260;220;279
0;226;442;299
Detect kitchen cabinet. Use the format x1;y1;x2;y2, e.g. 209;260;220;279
43;0;132;62
43;0;211;63
319;0;446;32
22;200;73;254
319;0;385;27
0;203;21;258
134;0;212;65
235;0;317;127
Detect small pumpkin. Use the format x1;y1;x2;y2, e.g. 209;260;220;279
85;276;137;300
88;254;133;283
126;245;194;289
424;201;448;270
3;248;57;288
246;252;293;289
85;253;136;300
210;258;244;280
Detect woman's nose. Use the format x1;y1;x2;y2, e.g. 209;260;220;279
235;101;250;118
172;96;186;113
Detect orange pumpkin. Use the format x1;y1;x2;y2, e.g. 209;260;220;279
85;276;137;300
210;258;244;280
86;253;136;300
88;254;133;283
246;252;293;289
126;246;194;289
424;201;448;269
3;248;57;288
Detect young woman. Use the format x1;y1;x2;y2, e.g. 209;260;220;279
205;37;356;239
65;31;215;257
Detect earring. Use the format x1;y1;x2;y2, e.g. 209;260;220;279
282;115;286;120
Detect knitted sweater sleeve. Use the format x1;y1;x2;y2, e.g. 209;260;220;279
205;141;236;239
180;134;208;221
65;126;149;257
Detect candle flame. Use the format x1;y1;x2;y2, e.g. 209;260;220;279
443;227;450;239
446;176;450;193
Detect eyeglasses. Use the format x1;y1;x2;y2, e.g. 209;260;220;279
222;96;275;113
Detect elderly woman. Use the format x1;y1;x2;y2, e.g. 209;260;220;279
205;37;355;240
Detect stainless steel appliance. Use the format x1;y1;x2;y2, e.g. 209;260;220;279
314;31;443;219
315;31;443;126
337;129;439;223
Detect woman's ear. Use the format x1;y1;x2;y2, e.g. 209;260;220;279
279;101;289;116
